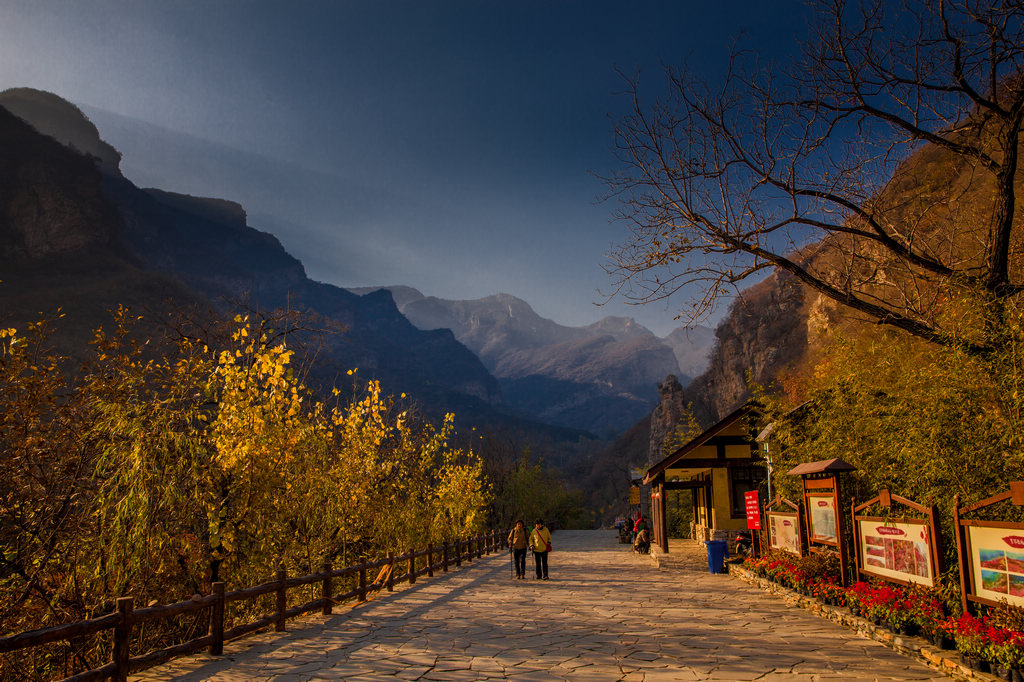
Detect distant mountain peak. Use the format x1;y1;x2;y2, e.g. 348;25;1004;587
0;88;122;177
351;286;698;433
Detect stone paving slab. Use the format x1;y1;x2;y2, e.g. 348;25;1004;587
134;530;946;681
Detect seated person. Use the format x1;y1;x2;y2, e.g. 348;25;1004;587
633;527;650;554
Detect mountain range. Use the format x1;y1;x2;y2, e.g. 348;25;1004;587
0;87;715;439
352;286;714;434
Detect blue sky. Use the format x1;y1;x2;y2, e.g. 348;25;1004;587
0;1;813;336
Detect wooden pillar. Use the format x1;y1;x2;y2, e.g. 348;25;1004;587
321;562;332;616
210;582;225;655
835;476;849;587
427;544;434;577
358;562;367;601
657;482;669;554
442;542;449;572
651;485;660;549
409;549;416;583
387;552;395;591
275;566;287;632
113;597;133;682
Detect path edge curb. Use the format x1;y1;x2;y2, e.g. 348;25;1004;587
729;564;998;682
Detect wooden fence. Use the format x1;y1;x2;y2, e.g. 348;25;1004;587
0;531;503;682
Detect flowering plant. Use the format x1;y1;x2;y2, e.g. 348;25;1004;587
952;612;990;659
989;630;1024;669
988;601;1024;669
909;591;946;636
846;581;872;614
812;578;845;606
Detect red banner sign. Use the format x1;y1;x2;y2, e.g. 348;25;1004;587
745;491;761;530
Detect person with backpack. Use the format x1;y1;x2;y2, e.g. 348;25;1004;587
529;519;552;580
507;519;529;579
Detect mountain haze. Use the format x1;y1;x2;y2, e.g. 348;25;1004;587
0;89;547;436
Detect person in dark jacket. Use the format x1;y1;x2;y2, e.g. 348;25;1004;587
507;519;529;579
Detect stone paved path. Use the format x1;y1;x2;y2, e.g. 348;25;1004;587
135;530;945;681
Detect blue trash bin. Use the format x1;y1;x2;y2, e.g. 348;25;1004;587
706;540;729;574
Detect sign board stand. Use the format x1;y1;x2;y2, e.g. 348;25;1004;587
788;458;857;586
851;489;942;589
954;481;1024;614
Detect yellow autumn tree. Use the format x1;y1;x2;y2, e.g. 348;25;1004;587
1;308;493;678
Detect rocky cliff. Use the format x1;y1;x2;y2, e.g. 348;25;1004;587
681;271;808;426
0;88;122;177
647;375;687;466
0;104;122;260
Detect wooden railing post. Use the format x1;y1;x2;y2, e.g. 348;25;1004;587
322;561;333;616
408;549;416;584
455;539;462;567
442;541;449;572
465;537;472;563
427;543;434;577
358;562;367;602
113;597;133;682
485;532;491;555
210;582;225;656
275;566;287;632
387;551;395;591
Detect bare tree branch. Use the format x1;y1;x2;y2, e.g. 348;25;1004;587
602;0;1024;349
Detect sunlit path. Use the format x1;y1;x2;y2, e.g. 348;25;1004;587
136;530;943;681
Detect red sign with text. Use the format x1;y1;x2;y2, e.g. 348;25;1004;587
745;490;761;530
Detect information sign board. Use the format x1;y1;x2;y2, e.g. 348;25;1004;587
807;493;838;545
767;511;801;555
965;525;1024;607
744;490;761;530
856;519;934;587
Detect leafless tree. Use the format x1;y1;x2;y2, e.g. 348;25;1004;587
604;0;1024;350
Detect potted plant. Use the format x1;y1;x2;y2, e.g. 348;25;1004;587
907;587;948;647
989;601;1024;681
846;581;872;617
954;612;991;673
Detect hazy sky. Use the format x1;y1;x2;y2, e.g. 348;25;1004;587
0;1;813;336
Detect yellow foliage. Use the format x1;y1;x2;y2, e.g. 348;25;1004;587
0;310;491;657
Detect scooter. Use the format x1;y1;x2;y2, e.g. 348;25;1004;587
734;530;753;557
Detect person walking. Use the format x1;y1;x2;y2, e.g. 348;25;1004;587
507;519;529;579
529;519;552;580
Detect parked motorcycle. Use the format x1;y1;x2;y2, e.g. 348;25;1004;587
734;530;753;557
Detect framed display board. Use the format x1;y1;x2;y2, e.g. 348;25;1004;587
788;459;857;585
765;495;803;557
964;524;1024;605
807;492;839;545
955;482;1024;612
852;489;942;589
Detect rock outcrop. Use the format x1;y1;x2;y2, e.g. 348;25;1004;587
647;375;687;465
0;105;122;260
0;88;122;177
